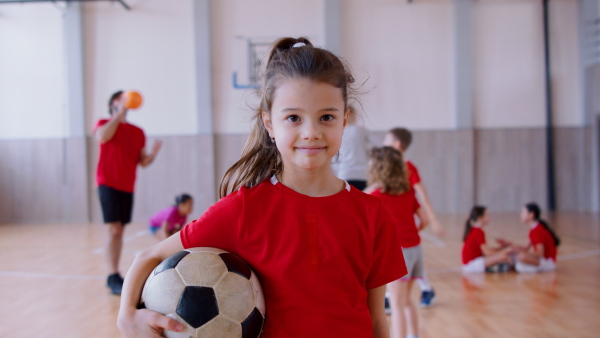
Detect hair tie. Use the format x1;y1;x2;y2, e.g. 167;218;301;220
292;42;306;48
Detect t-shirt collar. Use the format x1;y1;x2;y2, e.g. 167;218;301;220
270;175;351;192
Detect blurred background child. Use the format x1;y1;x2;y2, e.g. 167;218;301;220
368;146;429;338
513;202;560;273
332;105;372;190
462;206;513;273
148;194;194;240
381;127;442;307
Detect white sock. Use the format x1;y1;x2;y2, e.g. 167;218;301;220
417;278;432;292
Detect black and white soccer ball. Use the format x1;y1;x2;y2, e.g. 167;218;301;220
140;247;265;338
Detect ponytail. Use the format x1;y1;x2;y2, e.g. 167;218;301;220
218;37;356;198
463;205;486;241
525;202;560;247
539;220;561;247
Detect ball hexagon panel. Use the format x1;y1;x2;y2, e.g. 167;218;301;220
177;286;219;329
143;268;186;315
214;272;256;323
196;315;242;338
176;252;228;288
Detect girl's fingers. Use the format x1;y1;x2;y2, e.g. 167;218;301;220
151;312;185;332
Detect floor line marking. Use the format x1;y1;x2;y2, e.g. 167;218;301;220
93;230;148;254
0;271;104;280
420;232;446;247
557;248;600;261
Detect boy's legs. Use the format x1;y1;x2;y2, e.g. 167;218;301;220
98;185;133;295
107;222;124;275
418;270;435;308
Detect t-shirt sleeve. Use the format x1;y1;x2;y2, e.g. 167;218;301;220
365;202;407;289
529;228;542;247
180;191;243;254
477;229;486;245
407;161;421;186
93;119;108;132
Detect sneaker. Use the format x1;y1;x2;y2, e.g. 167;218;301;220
420;289;435;308
384;295;391;315
498;262;512;273
106;273;123;295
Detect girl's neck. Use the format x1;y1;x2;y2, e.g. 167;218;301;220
279;167;344;197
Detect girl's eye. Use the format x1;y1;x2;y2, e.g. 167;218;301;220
286;115;300;123
321;114;335;122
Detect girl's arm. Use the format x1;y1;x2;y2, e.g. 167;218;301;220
139;140;163;168
413;182;444;237
415;207;429;231
95;108;126;143
517;243;544;265
367;285;390;338
117;234;186;337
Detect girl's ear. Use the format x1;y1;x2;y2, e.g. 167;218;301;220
395;140;403;151
343;108;349;127
262;111;274;137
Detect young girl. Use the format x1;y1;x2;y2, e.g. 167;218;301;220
462;206;513;273
148;194;193;241
117;37;406;338
379;127;442;308
367;146;428;338
513;202;560;273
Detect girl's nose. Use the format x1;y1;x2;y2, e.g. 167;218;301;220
301;120;322;140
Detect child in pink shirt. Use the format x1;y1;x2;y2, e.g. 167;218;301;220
148;194;193;240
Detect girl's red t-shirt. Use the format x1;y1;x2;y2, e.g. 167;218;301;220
180;178;406;337
462;227;486;264
530;223;557;261
369;188;421;248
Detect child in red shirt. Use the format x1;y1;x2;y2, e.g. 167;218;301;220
462;206;513;273
379;127;441;307
368;146;429;338
513;202;560;273
117;37;406;338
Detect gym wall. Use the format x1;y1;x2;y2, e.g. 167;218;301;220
0;0;595;224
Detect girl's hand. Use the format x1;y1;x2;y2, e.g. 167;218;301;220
118;308;185;338
496;238;512;247
430;219;445;237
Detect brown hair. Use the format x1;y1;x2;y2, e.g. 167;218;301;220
108;90;123;115
388;127;412;151
218;37;356;198
464;205;487;241
367;146;410;195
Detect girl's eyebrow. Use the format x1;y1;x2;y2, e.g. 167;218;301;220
280;107;340;113
280;107;302;113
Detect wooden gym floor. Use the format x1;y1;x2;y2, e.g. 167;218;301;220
0;212;598;338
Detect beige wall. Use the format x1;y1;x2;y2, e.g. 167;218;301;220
342;0;454;130
211;0;325;134
83;0;198;136
0;0;595;223
0;3;66;139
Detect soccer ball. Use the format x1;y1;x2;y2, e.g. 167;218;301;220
140;247;265;338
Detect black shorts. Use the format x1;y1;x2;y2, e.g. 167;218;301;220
98;185;134;225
